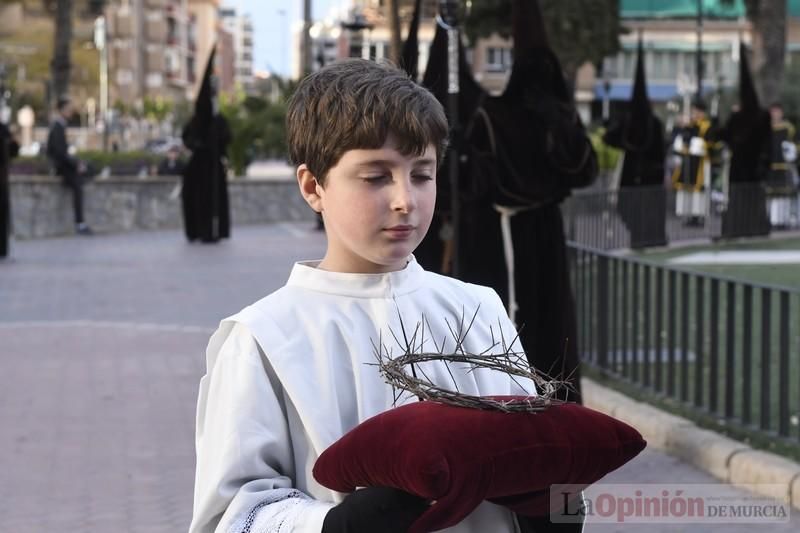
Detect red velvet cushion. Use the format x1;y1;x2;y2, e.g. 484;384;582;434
313;397;645;533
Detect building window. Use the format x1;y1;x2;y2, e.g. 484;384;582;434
116;69;133;85
485;46;512;73
146;73;163;88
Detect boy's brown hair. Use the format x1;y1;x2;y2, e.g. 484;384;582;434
286;59;449;186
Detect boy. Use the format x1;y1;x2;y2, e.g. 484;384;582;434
190;60;544;533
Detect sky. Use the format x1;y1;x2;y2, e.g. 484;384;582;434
227;0;350;76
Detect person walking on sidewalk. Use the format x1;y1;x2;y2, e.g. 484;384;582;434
47;97;92;235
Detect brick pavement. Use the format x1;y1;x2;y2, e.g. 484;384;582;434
0;224;796;532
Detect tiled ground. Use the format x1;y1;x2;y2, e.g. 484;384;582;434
0;224;795;532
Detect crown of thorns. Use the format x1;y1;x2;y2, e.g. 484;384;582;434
372;307;571;413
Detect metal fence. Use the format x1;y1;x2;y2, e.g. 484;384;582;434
562;183;800;250
569;243;800;444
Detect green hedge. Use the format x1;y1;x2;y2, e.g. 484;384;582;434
11;151;165;176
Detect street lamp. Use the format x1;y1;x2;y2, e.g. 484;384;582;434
341;9;373;59
94;15;109;152
696;0;704;98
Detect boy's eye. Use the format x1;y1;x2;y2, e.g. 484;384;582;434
412;174;433;181
362;175;389;183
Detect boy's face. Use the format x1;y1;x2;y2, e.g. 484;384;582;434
302;136;437;273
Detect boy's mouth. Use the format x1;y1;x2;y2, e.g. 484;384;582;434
384;225;415;238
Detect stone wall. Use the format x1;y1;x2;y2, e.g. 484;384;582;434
9;176;316;239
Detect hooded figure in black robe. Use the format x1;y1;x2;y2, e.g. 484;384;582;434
0;120;20;259
400;0;423;81
603;37;667;248
181;46;232;243
717;43;771;238
414;8;487;275
467;0;597;403
419;1;596;402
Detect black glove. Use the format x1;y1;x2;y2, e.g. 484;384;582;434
322;486;430;533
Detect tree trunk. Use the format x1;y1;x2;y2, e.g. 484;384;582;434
386;0;402;64
750;0;786;105
50;0;73;104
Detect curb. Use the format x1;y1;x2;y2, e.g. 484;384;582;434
582;377;800;510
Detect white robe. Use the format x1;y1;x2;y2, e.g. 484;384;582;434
190;257;536;533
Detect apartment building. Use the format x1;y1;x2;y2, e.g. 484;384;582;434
187;0;221;95
105;0;197;106
220;7;255;93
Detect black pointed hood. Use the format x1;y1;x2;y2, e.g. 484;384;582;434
622;36;655;150
630;37;651;118
401;0;422;79
511;0;549;54
739;42;760;112
503;0;570;103
195;45;217;125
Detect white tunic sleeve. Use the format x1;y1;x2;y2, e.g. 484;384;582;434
190;322;334;533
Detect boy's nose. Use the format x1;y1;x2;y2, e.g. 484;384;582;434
391;179;417;213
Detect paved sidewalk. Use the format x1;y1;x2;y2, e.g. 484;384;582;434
1;224;797;532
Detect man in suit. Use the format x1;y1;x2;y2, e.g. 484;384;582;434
47;97;92;235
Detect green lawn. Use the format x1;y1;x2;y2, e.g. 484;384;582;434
634;236;800;289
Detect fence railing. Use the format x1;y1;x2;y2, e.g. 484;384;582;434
569;243;800;445
562;183;800;250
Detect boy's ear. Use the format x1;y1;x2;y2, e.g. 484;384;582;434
297;164;323;213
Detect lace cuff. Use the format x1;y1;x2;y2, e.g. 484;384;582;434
227;489;335;533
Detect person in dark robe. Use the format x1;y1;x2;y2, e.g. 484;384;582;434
466;0;596;403
181;46;232;243
419;0;596;403
716;43;771;238
414;9;487;276
1;120;20;259
603;37;667;248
